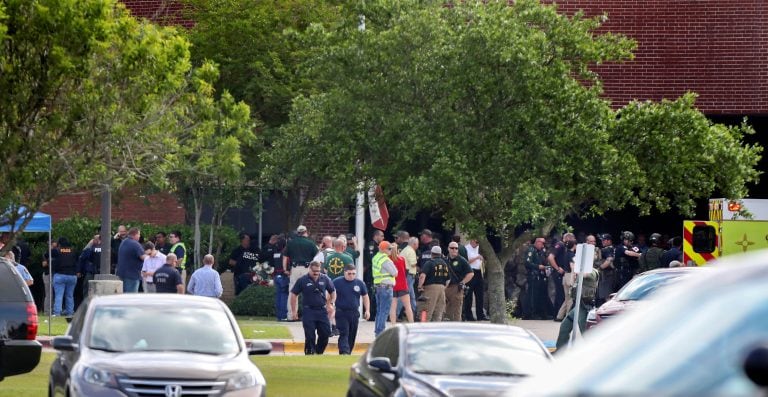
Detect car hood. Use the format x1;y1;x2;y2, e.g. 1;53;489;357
419;373;527;397
84;350;253;378
597;298;635;315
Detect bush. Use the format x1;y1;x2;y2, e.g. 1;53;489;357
229;285;276;317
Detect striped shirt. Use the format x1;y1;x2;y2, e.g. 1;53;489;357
187;265;223;298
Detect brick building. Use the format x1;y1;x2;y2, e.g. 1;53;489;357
43;0;768;236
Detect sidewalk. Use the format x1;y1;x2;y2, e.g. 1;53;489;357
37;318;561;355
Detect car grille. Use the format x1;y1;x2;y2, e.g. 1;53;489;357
118;377;227;396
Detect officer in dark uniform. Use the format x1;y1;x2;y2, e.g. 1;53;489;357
523;237;551;320
640;233;664;272
364;229;384;319
261;234;288;321
596;234;616;307
77;234;102;300
333;264;370;354
614;231;641;291
289;261;336;355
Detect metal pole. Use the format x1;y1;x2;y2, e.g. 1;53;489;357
47;232;51;336
99;186;111;275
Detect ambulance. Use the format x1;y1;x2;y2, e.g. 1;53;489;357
683;198;768;265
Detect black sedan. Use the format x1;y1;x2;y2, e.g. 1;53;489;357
348;323;552;397
0;257;41;381
49;294;271;397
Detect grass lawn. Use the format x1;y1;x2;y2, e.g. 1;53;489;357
3;353;357;397
237;317;292;340
37;314;69;336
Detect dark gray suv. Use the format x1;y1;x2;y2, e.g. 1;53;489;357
0;256;42;381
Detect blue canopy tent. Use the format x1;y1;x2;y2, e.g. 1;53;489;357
0;208;53;334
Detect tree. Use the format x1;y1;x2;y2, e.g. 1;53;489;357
0;0;193;256
271;0;762;322
167;62;255;269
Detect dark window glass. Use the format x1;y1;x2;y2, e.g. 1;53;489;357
692;226;716;253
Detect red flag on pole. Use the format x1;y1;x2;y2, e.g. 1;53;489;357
368;185;389;231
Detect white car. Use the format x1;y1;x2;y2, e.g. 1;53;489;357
49;294;270;397
514;250;768;396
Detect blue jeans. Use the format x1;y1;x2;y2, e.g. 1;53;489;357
274;274;289;320
53;273;77;316
122;278;141;293
374;285;393;336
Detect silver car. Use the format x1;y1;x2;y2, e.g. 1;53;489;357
514;250;768;396
49;294;270;396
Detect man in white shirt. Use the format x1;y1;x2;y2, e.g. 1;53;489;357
463;239;488;321
141;241;166;293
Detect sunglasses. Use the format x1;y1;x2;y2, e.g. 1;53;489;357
448;246;459;250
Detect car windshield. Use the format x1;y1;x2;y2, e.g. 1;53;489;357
406;332;549;376
615;272;686;301
87;306;240;355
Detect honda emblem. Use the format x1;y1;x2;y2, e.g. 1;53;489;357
165;384;182;397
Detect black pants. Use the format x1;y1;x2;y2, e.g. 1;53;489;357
463;269;485;320
302;307;331;355
523;273;552;320
552;272;564;317
335;309;360;354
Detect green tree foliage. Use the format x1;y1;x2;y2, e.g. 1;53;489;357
0;0;192;240
271;0;762;322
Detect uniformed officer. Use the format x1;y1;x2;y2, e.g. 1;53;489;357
284;225;319;320
289;261;336;355
523;237;551;320
614;231;641;290
416;246;449;322
333;264;370;355
364;229;385;319
556;266;599;351
445;242;473;321
261;234;288;321
228;232;259;295
639;233;664;272
596;234;616;307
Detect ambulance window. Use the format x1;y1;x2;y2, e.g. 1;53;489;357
692;226;716;253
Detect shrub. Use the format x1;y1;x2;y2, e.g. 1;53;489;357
229;285;276;317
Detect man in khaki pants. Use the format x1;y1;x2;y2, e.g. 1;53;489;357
445;242;473;321
416;246;449;322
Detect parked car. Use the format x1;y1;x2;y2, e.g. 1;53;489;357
586;266;705;329
0;256;41;381
514;250;768;396
49;293;271;396
348;322;552;397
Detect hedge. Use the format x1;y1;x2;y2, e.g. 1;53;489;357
229;285;277;317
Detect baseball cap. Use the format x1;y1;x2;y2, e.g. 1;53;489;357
297;225;307;233
379;241;391;251
600;233;612;241
431;245;442;255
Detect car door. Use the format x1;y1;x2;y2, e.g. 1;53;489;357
355;327;401;397
50;301;87;397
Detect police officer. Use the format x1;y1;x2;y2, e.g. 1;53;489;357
289;261;336;355
615;231;641;290
416;246;449;322
78;234;102;300
261;234;288;321
445;242;473;321
229;232;259;295
523;237;551;320
333;264;370;354
596;234;616;307
284;225;319;320
640;233;664;272
364;229;385;319
548;233;576;322
556;266;599;351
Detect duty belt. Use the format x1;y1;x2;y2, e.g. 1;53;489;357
292;262;311;268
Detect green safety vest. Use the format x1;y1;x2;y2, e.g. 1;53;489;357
372;252;395;285
170;242;187;270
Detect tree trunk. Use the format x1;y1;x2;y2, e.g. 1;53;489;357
478;236;508;324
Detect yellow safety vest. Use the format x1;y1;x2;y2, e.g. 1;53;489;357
372;252;395;285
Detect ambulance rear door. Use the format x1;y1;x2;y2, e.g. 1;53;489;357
683;220;719;266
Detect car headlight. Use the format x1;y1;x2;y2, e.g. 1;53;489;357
81;366;118;388
398;378;445;397
225;371;262;391
586;308;597;322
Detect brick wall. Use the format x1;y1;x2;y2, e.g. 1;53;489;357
121;0;767;115
302;206;352;240
547;0;768;114
40;188;186;225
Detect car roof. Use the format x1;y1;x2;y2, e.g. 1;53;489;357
88;293;227;310
400;322;535;338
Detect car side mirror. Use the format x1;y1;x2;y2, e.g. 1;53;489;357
743;344;768;387
52;335;79;352
246;340;272;355
368;357;396;373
